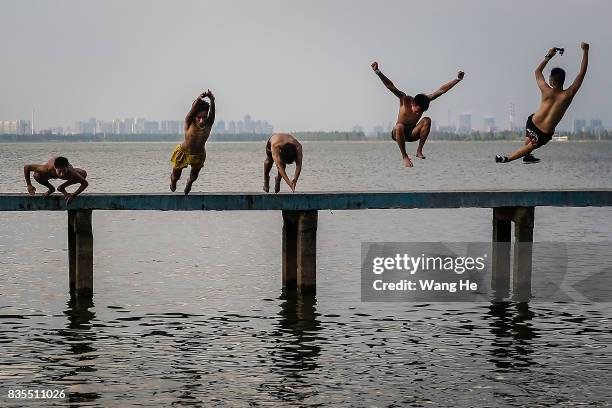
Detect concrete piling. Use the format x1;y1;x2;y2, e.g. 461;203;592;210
68;210;94;297
491;207;534;302
282;210;318;294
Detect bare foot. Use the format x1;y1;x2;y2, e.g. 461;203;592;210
263;176;270;192
42;188;55;198
170;176;177;192
274;175;281;194
402;156;414;167
184;183;192;195
416;152;426;159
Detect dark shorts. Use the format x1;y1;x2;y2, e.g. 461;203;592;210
526;114;553;149
391;126;415;142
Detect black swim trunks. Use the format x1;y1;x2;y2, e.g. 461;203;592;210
526;114;553;149
391;126;415;142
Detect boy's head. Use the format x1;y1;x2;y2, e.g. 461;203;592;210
195;100;210;128
411;94;430;114
550;67;566;88
281;143;297;164
53;156;70;177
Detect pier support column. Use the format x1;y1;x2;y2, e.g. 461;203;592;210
491;207;534;302
492;208;512;300
512;207;534;303
282;210;318;294
68;210;94;297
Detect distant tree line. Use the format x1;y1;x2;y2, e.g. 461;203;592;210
0;131;367;143
374;130;612;141
1;130;609;143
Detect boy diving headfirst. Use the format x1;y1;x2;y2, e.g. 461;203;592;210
372;61;464;167
170;90;215;195
263;133;302;193
24;157;88;204
496;43;589;163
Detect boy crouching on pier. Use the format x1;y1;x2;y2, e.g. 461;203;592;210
24;156;89;204
170;90;215;195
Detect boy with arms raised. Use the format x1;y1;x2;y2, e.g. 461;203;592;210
170;90;215;194
496;43;589;163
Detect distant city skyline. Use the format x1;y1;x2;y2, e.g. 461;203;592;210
1;1;610;132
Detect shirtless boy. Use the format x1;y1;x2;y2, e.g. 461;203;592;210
496;43;589;163
170;90;215;194
372;61;464;166
24;156;88;204
263;133;302;193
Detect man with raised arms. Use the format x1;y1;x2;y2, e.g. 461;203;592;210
496;43;589;163
372;61;464;167
170;89;215;195
263;133;302;193
24;156;88;204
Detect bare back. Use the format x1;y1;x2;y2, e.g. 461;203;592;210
269;133;300;153
532;88;575;134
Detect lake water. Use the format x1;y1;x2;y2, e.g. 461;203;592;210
1;141;612;407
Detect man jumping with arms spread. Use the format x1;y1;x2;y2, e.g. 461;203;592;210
372;61;464;167
496;43;589;163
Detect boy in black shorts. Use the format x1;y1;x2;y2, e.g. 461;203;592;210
496;43;589;163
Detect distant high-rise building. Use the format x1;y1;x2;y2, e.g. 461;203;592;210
134;118;146;133
573;119;587;133
0;120;17;134
161;120;181;134
123;118;135;134
144;120;159;133
16;120;32;135
458;113;472;133
243;114;253;133
483;116;496;132
373;125;384;137
228;120;236;133
214;120;226;133
589;119;603;132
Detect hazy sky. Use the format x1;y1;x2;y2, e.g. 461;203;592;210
1;0;610;131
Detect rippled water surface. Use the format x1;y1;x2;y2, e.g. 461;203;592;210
1;141;612;407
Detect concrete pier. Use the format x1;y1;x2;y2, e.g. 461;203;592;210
68;210;94;297
282;210;318;294
1;189;611;298
491;207;535;302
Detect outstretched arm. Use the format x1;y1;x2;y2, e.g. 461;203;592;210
23;163;47;195
203;90;215;127
185;93;206;130
568;43;589;96
427;71;464;101
291;144;303;190
371;61;405;98
271;147;294;191
535;48;557;91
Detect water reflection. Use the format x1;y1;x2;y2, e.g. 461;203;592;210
58;297;101;404
486;301;537;372
268;292;321;403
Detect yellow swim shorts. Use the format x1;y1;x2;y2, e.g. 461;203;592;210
170;144;205;169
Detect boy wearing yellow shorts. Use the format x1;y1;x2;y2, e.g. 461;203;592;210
170;90;215;195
